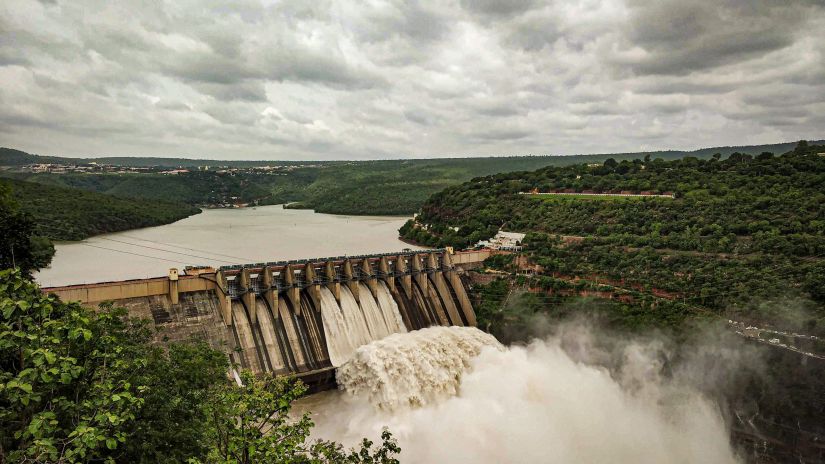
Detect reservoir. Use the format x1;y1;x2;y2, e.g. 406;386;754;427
36;205;423;287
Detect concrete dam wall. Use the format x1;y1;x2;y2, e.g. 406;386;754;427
43;249;488;386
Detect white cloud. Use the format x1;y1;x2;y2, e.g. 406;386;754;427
1;0;823;160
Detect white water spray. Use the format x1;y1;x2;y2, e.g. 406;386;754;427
337;326;501;410
305;326;740;464
319;284;408;367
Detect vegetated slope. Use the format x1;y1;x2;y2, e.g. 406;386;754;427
284;157;579;215
416;143;825;464
4;140;823;167
406;143;825;333
4;140;824;216
1;171;299;207
2;178;200;240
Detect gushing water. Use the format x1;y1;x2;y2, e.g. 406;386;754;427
356;282;393;339
303;326;740;464
375;281;406;335
319;284;408;367
337;326;501;410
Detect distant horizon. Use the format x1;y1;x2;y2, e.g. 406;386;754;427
4;137;821;163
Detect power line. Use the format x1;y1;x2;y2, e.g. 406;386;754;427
32;223;248;264
77;242;186;264
96;237;237;264
115;233;255;262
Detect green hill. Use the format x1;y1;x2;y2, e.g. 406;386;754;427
3;140;823;168
4;139;822;216
403;142;825;334
1;178;200;241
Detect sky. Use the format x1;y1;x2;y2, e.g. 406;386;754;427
1;0;824;160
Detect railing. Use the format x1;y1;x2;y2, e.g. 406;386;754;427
217;249;448;272
217;249;491;299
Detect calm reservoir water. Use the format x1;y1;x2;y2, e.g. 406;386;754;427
36;205;424;287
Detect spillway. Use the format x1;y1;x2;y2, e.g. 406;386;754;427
218;250;479;381
320;284;407;366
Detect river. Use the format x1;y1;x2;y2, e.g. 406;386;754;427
35;205;424;287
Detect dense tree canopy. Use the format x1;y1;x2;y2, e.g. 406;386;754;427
412;142;825;334
0;184;54;274
405;143;825;256
1;178;200;241
0;270;399;463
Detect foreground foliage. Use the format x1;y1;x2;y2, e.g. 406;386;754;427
201;371;399;464
0;270;399;463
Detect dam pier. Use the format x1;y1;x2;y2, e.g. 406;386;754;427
43;249;491;390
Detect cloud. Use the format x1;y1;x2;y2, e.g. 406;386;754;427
619;0;818;75
461;0;537;18
0;0;823;160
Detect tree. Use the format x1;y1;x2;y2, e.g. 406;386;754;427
0;185;54;275
201;371;400;464
0;270;146;462
1;270;403;463
117;341;229;464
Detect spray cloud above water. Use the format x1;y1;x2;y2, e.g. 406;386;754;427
305;325;741;464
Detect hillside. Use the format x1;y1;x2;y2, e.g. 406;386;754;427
4;140;823;216
3;140;823;168
1;178;200;241
404;142;825;334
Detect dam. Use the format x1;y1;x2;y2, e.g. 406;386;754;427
43;249;491;389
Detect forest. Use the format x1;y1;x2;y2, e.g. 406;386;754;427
407;142;825;336
1;178;200;241
4;140;819;217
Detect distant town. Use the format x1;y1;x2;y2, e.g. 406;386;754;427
9;162;324;176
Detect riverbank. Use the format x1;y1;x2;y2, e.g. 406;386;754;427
2;176;201;241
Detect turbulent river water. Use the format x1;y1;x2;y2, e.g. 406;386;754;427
297;326;741;464
35;205;423;286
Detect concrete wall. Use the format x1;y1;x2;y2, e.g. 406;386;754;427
43;274;217;308
42;249;491;309
40;249;490;385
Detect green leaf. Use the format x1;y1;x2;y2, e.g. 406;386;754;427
106;438;117;450
2;305;14;319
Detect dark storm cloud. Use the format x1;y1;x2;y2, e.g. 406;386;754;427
0;0;822;160
620;0;820;75
461;0;536;17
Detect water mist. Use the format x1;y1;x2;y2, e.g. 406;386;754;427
302;326;741;464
